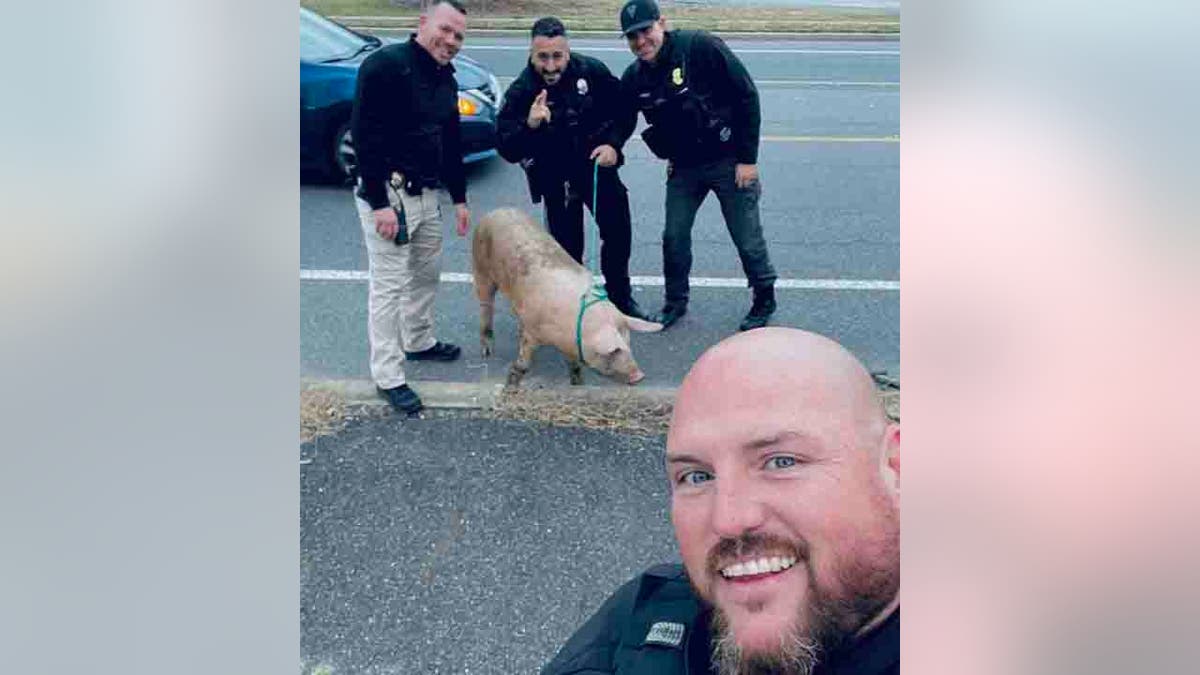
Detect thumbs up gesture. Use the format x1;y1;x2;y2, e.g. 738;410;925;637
527;89;552;129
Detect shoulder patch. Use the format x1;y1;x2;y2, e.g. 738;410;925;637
644;621;686;648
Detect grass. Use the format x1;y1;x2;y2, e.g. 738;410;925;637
302;0;900;33
300;389;348;443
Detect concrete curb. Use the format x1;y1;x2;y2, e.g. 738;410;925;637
301;377;679;411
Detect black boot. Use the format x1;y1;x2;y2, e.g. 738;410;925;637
655;300;688;329
739;285;776;331
607;283;655;323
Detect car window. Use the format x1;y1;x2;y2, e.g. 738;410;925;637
301;8;367;62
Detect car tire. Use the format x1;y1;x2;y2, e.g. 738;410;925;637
331;121;357;185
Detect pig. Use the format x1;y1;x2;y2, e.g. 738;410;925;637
472;208;662;386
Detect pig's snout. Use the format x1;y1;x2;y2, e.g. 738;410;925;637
627;369;645;385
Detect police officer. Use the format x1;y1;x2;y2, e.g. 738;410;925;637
619;0;778;331
351;0;473;415
497;16;652;323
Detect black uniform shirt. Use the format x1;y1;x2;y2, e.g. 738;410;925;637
497;52;635;181
619;30;761;166
351;36;467;209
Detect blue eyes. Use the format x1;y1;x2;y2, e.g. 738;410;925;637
766;456;797;470
675;456;799;486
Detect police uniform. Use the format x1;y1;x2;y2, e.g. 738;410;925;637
620;20;779;330
540;564;900;674
351;36;466;393
497;52;648;319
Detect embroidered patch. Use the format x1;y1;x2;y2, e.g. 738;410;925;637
626;4;637;18
576;78;589;95
671;67;684;86
644;621;685;648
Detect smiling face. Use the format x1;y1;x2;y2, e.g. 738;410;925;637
530;35;570;85
416;1;466;66
626;18;667;63
666;328;900;671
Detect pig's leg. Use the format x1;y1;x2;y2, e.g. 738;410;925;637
566;357;584;385
506;322;536;387
475;278;497;357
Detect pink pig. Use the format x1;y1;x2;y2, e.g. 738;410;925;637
472;208;662;386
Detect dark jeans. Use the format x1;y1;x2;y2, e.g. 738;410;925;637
541;166;634;301
663;158;777;304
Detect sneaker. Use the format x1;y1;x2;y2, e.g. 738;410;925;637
739;285;776;331
377;384;423;414
655;302;688;329
404;341;461;362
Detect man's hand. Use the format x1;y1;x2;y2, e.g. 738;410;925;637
455;203;471;237
589;144;618;167
735;163;759;189
373;207;399;240
527;89;551;129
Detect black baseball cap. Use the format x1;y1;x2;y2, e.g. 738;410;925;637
620;0;661;37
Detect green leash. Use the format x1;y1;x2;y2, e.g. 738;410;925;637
575;158;606;363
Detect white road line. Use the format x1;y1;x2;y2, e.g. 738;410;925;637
300;270;898;291
466;45;897;55
497;76;898;87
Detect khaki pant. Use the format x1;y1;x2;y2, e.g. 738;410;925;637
355;178;445;389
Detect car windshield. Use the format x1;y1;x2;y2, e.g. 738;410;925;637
301;8;373;62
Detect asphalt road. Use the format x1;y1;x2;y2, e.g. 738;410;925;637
300;36;899;388
301;413;676;674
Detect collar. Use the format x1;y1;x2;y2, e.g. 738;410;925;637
407;34;456;74
819;608;900;674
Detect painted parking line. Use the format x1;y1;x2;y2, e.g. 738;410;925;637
301;270;898;291
464;45;899;55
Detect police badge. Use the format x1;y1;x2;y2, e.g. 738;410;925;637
719;126;732;142
576;78;588;95
671;67;683;86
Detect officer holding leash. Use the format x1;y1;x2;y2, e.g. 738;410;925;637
619;0;778;332
497;17;653;323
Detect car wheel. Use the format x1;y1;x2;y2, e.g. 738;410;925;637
332;122;357;184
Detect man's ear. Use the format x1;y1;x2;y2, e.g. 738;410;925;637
880;423;900;496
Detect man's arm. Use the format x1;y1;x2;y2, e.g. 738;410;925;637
496;75;539;164
350;52;398;209
697;32;761;166
441;83;467;206
540;576;640;675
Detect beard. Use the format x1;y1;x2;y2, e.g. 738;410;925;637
702;518;899;675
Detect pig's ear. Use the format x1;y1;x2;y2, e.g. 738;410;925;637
624;316;663;333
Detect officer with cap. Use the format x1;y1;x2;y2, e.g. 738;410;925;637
618;0;779;332
497;16;653;322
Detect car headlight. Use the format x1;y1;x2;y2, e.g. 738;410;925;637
458;94;479;116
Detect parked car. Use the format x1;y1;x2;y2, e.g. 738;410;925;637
300;7;500;182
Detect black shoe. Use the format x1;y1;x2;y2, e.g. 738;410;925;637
739;286;777;331
377;384;423;414
655;302;688;329
404;341;461;362
613;296;655;323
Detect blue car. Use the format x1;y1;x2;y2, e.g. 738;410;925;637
300;7;500;181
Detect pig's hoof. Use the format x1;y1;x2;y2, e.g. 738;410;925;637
481;342;493;357
506;369;526;388
569;372;584;385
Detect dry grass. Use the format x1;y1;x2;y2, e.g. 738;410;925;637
301;389;349;443
492;385;675;436
303;0;899;33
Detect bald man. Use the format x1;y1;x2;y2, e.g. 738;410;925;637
541;328;899;675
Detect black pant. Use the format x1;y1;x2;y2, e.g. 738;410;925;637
541;166;634;302
663;157;777;304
